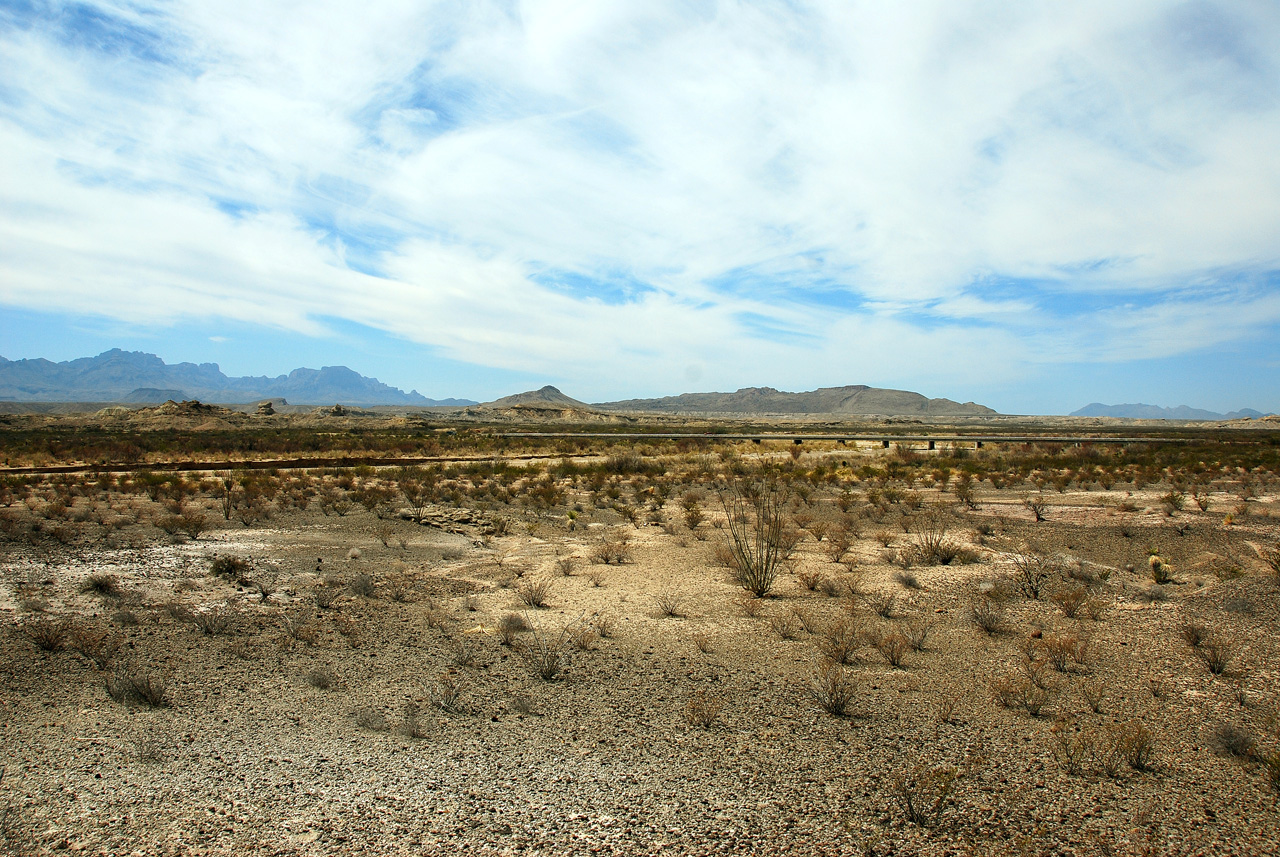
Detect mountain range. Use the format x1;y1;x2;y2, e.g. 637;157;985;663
0;350;1002;416
1071;403;1265;421
0;350;475;407
595;385;996;416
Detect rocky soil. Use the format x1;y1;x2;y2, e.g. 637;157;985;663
2;468;1279;855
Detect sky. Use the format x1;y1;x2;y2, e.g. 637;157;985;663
2;1;1279;414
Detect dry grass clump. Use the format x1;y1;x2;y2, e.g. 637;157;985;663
209;555;252;582
590;535;632;565
106;665;170;708
1010;551;1059;599
191;606;234;636
497;613;529;647
68;624;120;669
1194;638;1235;676
968;597;1005;635
23;617;68;652
768;610;802;640
796;569;826;591
354;708;390;732
809;660;857;716
653;592;686;618
80;573;122;598
306;666;338;690
894;762;961;827
684;689;724;729
819;617;862;665
868;629;911;668
520;622;571;681
1212;723;1258;759
517;578;554;608
690;631;714;653
991;672;1053;717
1051;586;1089;618
349;572;377;599
428;673;464;714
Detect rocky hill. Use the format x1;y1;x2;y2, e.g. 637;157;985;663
0;350;476;407
596;385;996;416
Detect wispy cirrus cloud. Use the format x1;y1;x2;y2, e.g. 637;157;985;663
1;0;1279;410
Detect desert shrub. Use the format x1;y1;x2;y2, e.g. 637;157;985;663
901;619;933;652
862;591;899;619
967;596;1003;636
1180;621;1210;648
590;537;632;565
349;573;377;599
1195;639;1234;676
23;617;68;652
792;607;822;635
1212;723;1257;759
1010;551;1059;599
1021;494;1048;522
684;689;724;729
653;593;685;618
497;613;529;647
909;516;978;566
690;631;714;653
1040;633;1089;673
737;594;765;618
893;763;960;827
428;673;464;714
80;573;122;598
991;674;1052;717
281;611;318;645
818;575;847;599
870;630;911;668
1051;586;1088;618
1080;678;1107;714
306;666;338;690
1105;720;1157;772
516;578;553;609
106;666;170;708
555;556;577;576
819;617;862;665
809;660;857;716
591;611;619;639
796;569;825;591
355;707;390;732
720;480;790;597
191;607;233;636
68;624;120;669
567;621;599;651
210;555;252;582
768;610;802;640
520;622;571;681
1049;721;1093;777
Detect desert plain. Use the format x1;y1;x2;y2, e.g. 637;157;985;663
1;404;1279;856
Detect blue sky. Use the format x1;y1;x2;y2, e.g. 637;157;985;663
2;1;1279;414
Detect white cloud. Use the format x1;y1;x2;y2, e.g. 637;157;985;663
2;0;1279;403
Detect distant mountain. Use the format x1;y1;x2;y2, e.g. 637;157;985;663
596;385;997;416
484;386;591;410
1071;403;1265;420
0;350;477;407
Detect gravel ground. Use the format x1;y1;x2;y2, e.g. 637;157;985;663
3;483;1280;856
